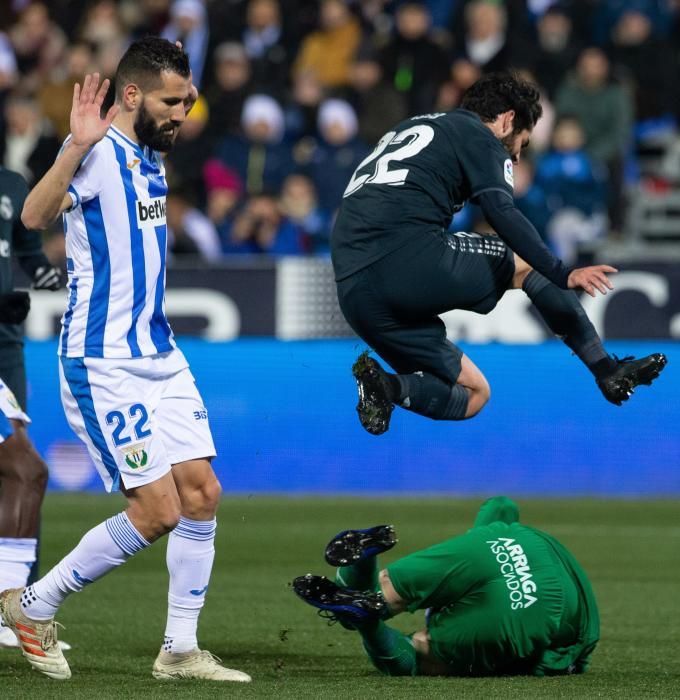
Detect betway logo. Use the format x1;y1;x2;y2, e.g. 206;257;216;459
486;537;538;610
136;197;166;226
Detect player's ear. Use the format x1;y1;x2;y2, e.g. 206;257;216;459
122;83;140;111
500;110;515;137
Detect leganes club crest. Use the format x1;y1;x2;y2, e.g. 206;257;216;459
122;442;148;470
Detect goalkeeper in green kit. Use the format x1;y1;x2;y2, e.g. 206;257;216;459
293;497;599;677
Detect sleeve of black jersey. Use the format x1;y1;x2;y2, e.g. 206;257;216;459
476;189;573;289
11;174;51;276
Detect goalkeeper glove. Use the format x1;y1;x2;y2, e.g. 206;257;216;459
0;291;30;324
33;265;64;291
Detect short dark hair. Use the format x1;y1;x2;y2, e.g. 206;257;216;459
115;36;190;99
460;72;542;133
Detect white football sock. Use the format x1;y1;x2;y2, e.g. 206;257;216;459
21;512;149;621
163;516;216;654
0;538;37;628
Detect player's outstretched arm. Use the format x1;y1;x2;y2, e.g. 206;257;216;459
567;265;617;297
22;73;119;230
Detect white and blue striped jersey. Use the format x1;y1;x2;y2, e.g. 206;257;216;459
59;126;175;358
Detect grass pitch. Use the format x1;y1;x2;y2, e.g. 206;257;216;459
1;495;678;699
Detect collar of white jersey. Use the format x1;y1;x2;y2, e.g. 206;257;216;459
108;125;145;159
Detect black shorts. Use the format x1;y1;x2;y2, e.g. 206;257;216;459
336;230;514;384
0;342;26;410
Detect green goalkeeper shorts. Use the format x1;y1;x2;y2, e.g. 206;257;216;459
386;498;598;676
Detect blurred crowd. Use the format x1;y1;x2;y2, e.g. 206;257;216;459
3;0;680;265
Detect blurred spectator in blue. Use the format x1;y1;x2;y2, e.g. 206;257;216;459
513;159;551;243
535;115;608;263
205;42;252;139
293;0;362;89
284;69;325;141
377;1;449;114
214;93;295;196
591;0;673;45
347;52;407;146
305;98;368;212
162;0;209;88
606;10;676;124
518;6;582;100
242;0;291;94
0;33;17;94
38;40;95;142
222;192;304;254
9;2;67;94
2;95;60;185
167;187;222;260
203;158;243;243
76;0;127;80
166;96;214;207
555;47;632;233
279;173;332;253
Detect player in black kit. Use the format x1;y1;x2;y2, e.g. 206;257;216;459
331;73;666;435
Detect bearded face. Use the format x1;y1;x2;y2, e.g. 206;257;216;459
134;98;180;152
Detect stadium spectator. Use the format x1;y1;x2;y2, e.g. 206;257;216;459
37;41;97;141
347;53;408;146
554;47;633;233
284;69;325;141
435;58;481;112
162;0;210;89
279;173;332;253
535;115;608;263
241;0;292;94
376;1;449;115
304;98;368;212
591;0;674;45
205;42;253;139
519;6;582;100
75;0;127;80
167;188;222;260
203;158;243;244
510;160;550;244
9;2;67;95
165;95;214;207
223;192;304;254
606;10;676;124
292;0;362;89
2;95;60;186
213;94;295;196
455;0;514;73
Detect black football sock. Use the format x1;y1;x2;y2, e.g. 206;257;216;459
389;371;469;420
522;271;617;379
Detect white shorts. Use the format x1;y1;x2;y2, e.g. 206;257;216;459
0;377;30;444
59;349;216;492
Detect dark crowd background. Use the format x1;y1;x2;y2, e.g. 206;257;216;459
2;0;680;266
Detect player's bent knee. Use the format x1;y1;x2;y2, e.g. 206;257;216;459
464;379;491;418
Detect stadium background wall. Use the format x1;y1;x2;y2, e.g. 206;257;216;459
25;339;679;496
22;259;680;342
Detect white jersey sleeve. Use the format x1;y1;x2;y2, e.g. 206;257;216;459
65;140;103;210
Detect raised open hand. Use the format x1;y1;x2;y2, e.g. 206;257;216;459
70;73;120;149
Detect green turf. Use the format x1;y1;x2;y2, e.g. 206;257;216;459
1;495;679;699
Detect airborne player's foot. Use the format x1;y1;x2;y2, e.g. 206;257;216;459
0;588;71;680
325;525;398;567
292;574;388;629
152;648;251;682
597;353;667;406
352;351;394;435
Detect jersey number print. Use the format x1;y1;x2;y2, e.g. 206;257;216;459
343;125;435;197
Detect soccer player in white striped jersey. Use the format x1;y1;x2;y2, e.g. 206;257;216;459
0;37;250;683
